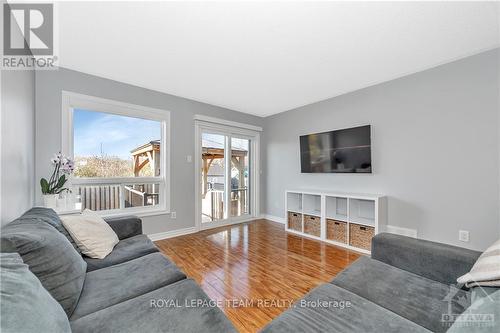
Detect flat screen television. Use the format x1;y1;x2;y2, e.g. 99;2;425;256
300;125;371;173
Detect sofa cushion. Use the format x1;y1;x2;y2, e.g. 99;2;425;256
103;215;142;240
14;207;81;253
70;279;237;333
84;234;158;271
1;222;87;316
261;283;429;333
331;256;470;333
0;253;71;333
71;252;186;320
371;233;480;285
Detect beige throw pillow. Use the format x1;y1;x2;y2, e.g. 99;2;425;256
457;238;500;287
60;210;119;259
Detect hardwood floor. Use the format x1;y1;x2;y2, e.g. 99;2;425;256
155;219;362;333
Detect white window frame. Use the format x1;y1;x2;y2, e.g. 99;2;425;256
61;91;171;217
194;115;261;231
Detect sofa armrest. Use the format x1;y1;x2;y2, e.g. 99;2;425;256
371;233;481;285
103;216;142;240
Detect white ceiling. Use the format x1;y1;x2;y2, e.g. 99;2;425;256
57;1;499;117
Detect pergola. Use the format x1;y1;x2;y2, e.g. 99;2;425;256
201;147;247;198
130;140;248;200
131;140;160;176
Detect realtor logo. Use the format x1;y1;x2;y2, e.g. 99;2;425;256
2;3;57;69
3;3;53;55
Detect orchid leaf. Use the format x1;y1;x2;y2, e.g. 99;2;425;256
40;178;50;194
56;174;66;189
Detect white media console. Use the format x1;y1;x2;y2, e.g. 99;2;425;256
285;190;387;254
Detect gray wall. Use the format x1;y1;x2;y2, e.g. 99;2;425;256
1;70;36;225
29;49;500;249
263;49;500;251
35;68;263;234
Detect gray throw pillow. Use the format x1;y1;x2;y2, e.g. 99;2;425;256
0;253;71;333
13;207;82;254
1;222;87;316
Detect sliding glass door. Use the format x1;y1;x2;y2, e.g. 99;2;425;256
197;123;257;230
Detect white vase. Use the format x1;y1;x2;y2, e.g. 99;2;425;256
43;194;58;209
57;197;67;210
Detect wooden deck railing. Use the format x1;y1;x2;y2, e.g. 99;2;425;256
74;183;158;211
202;188;248;221
75;185;121;211
75;183;241;216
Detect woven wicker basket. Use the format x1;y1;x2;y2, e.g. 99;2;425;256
304;215;321;237
287;211;302;231
349;223;375;251
326;219;347;244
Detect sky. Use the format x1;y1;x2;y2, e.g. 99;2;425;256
74;109;161;160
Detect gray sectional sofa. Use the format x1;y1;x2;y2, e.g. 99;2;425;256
0;208;236;333
2;207;496;333
262;233;492;333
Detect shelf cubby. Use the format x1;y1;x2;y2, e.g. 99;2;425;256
304;214;321;237
302;194;321;217
287;211;303;232
286;192;302;213
326;219;348;244
349;198;375;227
325;196;348;221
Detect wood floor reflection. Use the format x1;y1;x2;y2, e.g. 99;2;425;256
155;219;362;333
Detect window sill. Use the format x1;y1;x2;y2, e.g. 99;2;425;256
98;208;170;219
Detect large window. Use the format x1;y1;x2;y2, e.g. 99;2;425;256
62;92;170;216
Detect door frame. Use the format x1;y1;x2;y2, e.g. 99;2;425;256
194;116;261;231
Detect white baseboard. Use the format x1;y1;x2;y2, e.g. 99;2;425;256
148;226;198;241
385;225;417;238
199;217;254;230
260;214;286;224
